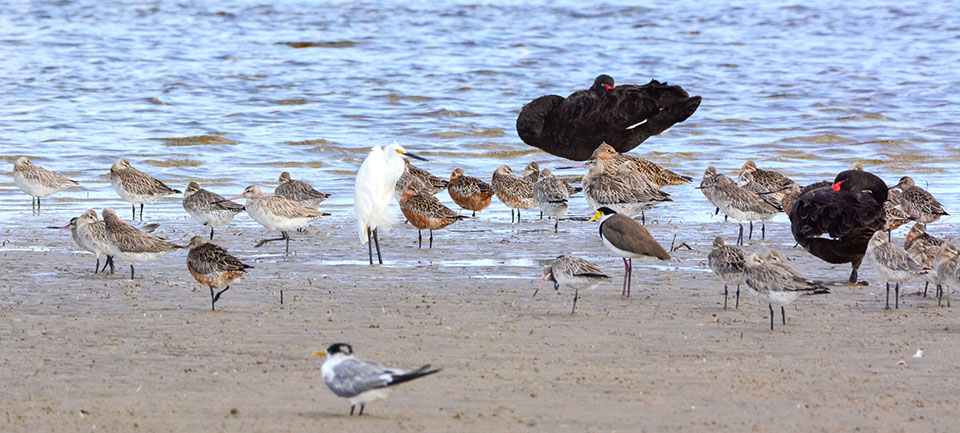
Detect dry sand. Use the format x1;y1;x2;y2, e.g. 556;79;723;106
1;210;958;433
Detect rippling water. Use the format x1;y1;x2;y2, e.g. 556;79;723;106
2;0;958;226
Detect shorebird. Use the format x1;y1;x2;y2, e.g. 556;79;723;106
186;236;253;311
182;181;245;240
398;182;465;248
934;243;959;307
516;74;701;160
405;159;448;195
537;255;611;314
589;207;670;299
743;253;830;330
533;169;573;233
699;165;723;218
790;169;887;284
491;165;536;223
904;223;945;297
891;176;948;224
866;231;928;309
447;168;495;217
102;208;183;280
313;343;441;416
276;172;331;208
589;142;692;187
12;156;78;211
582;158;671;223
355;142;427;264
776;183;802;216
49;210;114;274
708;237;745;310
705;174;780;245
737;170;782;240
110;158;181;221
225;185;329;254
883;189;913;234
738;160;795;201
521;161;540;184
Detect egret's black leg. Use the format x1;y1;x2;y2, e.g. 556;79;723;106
359;404;365;416
367;227;373;265
350;405;355;416
373;228;382;264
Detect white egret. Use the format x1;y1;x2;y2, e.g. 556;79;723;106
354;142;427;264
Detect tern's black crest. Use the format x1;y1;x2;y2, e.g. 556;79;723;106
327;343;353;356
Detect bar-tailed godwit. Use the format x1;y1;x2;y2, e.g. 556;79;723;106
491;165;536;223
532;168;572;233
865;231;928;309
708;236;745;310
276;172;331;208
102;208;183;279
186;236;254;311
183;181;245;240
536;255;610;314
398;182;464;248
447;168;494;217
891;176;948;224
110;158;181;221
13;156;78;211
226;185;329;254
743;253;830;330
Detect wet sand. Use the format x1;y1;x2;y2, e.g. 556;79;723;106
1;209;958;433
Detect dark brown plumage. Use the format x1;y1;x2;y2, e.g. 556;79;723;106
516;75;701;161
186;236;253;311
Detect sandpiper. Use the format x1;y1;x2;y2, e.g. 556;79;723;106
102;208;183;280
738;160;795;201
708;237;745;310
186;236;254;311
110;158;181;221
226;185;329;254
276;172;331;208
589;207;670;299
582;159;671;223
447;168;495;217
183;181;245;240
491;165;536;223
590;142;692;187
891;176;948;224
705;174;780;245
533;169;572;233
398;182;465;248
934;243;959;307
13;156;78;211
904;223;944;297
865;231;928;309
737;170;781;240
521;161;540;184
743;253;830;330
536;255;611;314
404;159;448;195
49;210;113;274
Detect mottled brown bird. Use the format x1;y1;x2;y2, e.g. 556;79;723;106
399;183;465;248
491;165;536;223
187;236;253;311
447;168;494;217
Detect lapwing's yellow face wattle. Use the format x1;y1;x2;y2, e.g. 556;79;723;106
588;210;603;222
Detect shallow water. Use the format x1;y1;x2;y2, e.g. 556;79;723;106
2;0;958;229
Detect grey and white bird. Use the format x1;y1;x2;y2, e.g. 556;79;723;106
738;160;795;201
707;236;745;310
276;172;331;208
110;158;181;221
47;209;120;274
743;253;830;330
313;343;441;416
182;181;245;240
904;223;945;298
589;207;670;299
225;185;329;254
13;156;78;211
865;231;928;309
705;174;780;245
533;169;572;233
536;255;611;314
103;208;183;280
582;159;671;223
934;243;959;307
891;176;948;224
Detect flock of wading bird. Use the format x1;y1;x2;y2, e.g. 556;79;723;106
8;74;958;415
7;75;956;325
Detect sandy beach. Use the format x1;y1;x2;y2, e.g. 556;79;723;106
2;209;957;433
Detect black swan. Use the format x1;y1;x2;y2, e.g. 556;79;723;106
516;74;701;161
789;169;887;284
